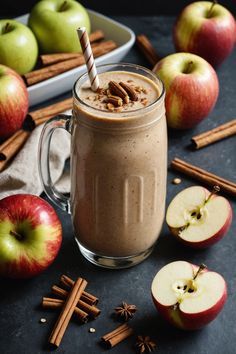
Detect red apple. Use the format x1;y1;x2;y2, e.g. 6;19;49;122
0;194;62;279
173;1;236;67
153;52;219;129
166;186;232;248
0;64;28;139
151;261;227;330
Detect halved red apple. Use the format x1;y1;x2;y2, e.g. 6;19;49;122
166;186;232;248
151;261;227;330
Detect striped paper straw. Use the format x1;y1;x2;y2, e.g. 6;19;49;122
77;27;99;92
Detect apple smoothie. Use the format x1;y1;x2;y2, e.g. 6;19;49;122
70;65;167;266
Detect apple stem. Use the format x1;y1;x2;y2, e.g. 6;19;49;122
205;185;220;203
193;264;207;280
2;22;11;34
59;1;67;12
207;0;217;18
183;61;194;74
10;230;23;241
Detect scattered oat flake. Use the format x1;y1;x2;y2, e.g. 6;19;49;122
39;318;47;323
172;178;182;185
89;327;96;333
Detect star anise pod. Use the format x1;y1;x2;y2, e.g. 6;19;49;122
136;335;157;353
114;301;137;321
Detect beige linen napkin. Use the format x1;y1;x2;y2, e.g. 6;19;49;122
0;114;71;200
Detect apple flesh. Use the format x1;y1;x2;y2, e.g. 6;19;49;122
166;186;232;248
174;1;236;67
28;0;91;53
0;19;38;75
153;52;219;129
0;194;62;279
0;65;29;139
151;261;227;330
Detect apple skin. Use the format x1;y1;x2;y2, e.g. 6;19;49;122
153;52;219;129
152;262;227;330
173;1;236;67
28;0;91;53
0;194;62;279
0;65;29;139
152;287;227;330
0;19;38;75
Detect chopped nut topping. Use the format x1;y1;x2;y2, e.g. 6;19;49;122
134;86;143;93
141;98;148;106
105;95;123;107
106;88;112;97
107;103;115;111
96;87;106;95
109;81;129;104
119;82;138;101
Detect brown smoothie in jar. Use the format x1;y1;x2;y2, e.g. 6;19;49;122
71;70;167;257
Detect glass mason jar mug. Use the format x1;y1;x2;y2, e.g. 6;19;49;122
38;63;167;269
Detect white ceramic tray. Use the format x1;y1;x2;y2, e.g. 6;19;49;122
16;10;135;106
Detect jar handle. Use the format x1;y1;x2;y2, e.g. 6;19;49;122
38;114;72;213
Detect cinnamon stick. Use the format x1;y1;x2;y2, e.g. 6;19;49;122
0;130;30;172
191;119;236;149
26;97;73;128
39;30;105;66
42;297;89;323
136;34;160;67
52;285;101;318
0;98;73;172
171;157;236;197
60;275;98;305
23;40;117;86
89;29;105;43
101;324;134;348
49;277;87;347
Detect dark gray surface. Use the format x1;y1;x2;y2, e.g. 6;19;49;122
0;16;236;354
3;0;235;17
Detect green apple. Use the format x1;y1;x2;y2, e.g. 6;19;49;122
0;20;38;75
28;0;91;53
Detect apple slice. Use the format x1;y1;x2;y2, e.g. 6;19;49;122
151;261;227;330
166;186;232;248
